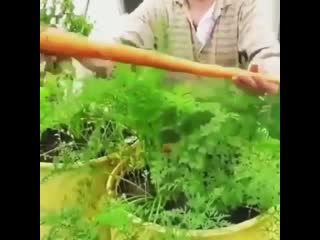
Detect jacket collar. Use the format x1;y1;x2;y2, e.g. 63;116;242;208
174;0;232;19
174;0;232;9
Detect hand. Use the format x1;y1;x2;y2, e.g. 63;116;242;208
233;64;279;95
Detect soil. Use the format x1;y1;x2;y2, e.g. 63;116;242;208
117;168;260;227
40;125;75;163
40;121;136;163
118;166;156;198
227;206;260;224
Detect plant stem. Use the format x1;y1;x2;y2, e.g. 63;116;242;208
41;0;48;9
148;198;158;222
40;142;75;157
83;0;90;17
153;196;162;223
116;175;153;197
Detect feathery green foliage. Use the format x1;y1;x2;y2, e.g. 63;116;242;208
40;64;280;239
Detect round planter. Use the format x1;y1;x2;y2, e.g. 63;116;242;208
40;155;119;239
105;161;280;240
40;156;119;213
40;139;141;239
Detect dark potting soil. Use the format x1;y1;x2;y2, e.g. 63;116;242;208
40;121;136;163
117;168;260;227
118;166;156;197
40;125;76;163
226;206;260;224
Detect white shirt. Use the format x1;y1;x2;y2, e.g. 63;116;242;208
195;2;216;46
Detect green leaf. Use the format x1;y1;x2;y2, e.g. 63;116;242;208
95;207;130;228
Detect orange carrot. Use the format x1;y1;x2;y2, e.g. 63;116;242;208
40;27;280;84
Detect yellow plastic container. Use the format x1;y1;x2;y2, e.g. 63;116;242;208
40;156;116;212
40;156;117;239
105;162;280;240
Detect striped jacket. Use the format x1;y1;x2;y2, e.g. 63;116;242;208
113;0;280;81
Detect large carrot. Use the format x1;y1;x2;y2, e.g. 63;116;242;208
40;27;280;84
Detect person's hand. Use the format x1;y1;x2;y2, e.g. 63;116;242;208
233;64;279;95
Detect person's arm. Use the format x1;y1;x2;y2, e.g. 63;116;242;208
79;58;114;78
235;0;280;94
80;0;167;77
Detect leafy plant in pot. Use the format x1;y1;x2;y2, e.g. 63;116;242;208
40;72;139;219
94;68;280;240
40;67;155;239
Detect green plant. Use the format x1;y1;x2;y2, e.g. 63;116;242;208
41;207;101;240
41;65;279;239
40;66;145;187
40;0;93;80
90;66;280;235
40;0;93;36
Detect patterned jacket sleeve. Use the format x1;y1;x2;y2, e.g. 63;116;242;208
238;0;280;76
113;0;167;49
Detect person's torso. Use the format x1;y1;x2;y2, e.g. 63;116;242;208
160;0;245;82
